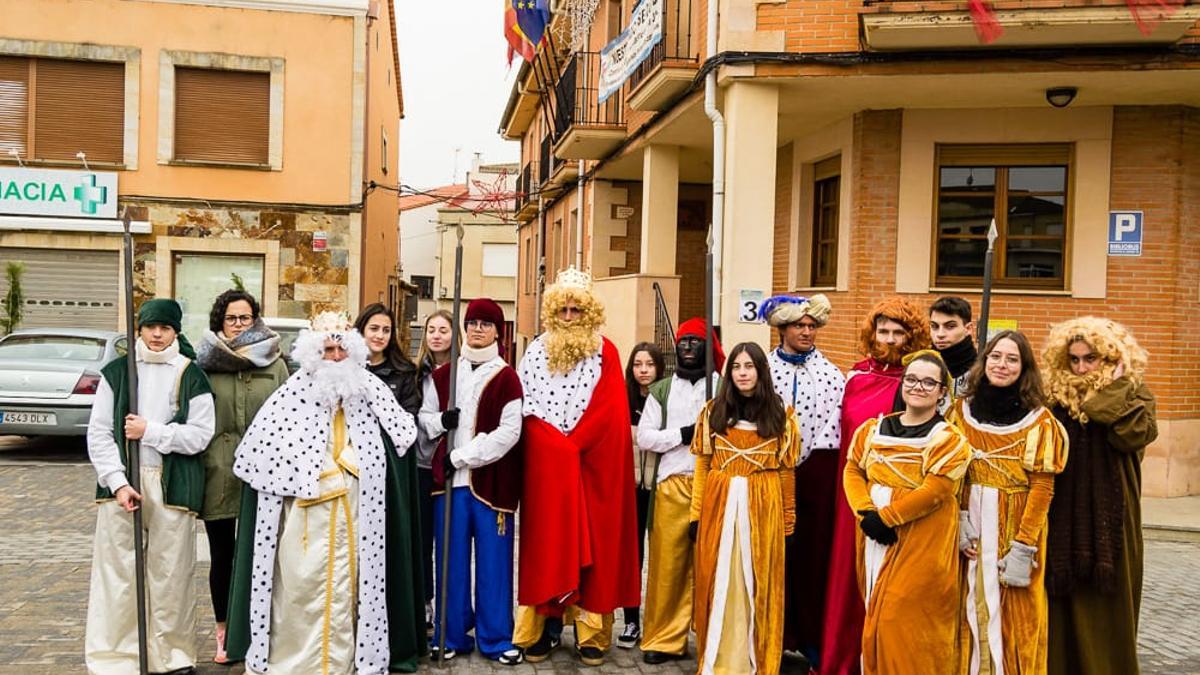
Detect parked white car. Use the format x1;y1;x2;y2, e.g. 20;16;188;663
0;328;127;437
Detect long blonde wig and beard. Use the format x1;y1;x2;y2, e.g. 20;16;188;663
1042;316;1148;422
541;284;605;374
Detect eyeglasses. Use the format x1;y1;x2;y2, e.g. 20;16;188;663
223;314;254;325
902;375;943;392
465;319;495;330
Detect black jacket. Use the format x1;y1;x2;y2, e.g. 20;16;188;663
368;358;422;419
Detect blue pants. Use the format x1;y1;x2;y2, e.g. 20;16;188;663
432;486;515;659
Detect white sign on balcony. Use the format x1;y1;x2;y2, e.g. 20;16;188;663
598;0;663;104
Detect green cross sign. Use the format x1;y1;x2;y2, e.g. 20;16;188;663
73;175;108;215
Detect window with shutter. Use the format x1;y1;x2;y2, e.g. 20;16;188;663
0;56;124;164
174;67;270;165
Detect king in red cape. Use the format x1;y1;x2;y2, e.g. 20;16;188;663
502;266;640;668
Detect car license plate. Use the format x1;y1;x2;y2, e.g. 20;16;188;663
0;411;57;425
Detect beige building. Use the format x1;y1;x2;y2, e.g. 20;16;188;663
0;0;403;339
502;0;1200;496
415;162;519;360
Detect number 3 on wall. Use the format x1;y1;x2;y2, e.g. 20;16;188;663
738;289;765;324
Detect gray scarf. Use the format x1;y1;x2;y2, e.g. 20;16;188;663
195;320;282;373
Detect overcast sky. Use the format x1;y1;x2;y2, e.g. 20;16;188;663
397;2;521;190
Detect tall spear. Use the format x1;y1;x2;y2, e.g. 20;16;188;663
120;208;150;675
704;226;715;399
976;218;999;348
436;223;465;665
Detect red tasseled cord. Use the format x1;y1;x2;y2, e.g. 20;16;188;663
968;0;1004;44
1125;0;1185;35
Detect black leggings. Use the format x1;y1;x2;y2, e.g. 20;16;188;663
204;518;237;623
622;485;654;625
418;466;435;604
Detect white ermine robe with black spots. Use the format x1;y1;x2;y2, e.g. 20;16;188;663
232;370;416;675
767;346;845;657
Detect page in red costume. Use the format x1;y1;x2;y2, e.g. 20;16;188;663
819;358;903;675
518;338;642;615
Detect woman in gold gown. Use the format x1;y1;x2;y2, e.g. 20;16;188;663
843;350;971;675
948;330;1067;675
690;342;799;675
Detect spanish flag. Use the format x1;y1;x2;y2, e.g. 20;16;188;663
505;0;550;64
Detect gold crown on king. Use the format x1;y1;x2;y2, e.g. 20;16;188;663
310;311;353;333
554;266;592;291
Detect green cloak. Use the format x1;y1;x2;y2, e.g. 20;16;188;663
224;424;428;672
93;350;212;513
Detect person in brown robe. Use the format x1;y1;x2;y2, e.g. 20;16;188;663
1041;316;1158;675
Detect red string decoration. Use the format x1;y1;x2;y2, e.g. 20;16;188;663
1124;0;1185;35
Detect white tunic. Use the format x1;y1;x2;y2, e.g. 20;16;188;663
635;374;717;483
767;347;844;463
418;355;523;489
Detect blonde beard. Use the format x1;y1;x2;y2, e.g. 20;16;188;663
1047;364;1116;422
544;323;602;375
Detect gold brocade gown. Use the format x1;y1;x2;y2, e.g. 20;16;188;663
690;406;799;675
843;414;972;675
948;400;1068;675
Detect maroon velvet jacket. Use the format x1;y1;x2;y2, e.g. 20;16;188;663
430;360;524;512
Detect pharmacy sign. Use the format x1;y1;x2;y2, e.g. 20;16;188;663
0;167;118;219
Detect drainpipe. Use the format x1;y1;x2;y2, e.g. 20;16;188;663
704;0;724;334
576;160;584;269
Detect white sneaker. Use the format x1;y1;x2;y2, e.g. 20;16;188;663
617;621;640;649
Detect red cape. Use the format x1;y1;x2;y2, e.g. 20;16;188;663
819;358;903;675
517;338;641;614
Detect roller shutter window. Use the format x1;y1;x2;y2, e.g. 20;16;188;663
0;247;119;330
0;56;124;164
174;67;270;165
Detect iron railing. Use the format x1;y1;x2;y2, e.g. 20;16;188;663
652;281;677;376
538;135;555;184
553;51;626;139
629;0;699;92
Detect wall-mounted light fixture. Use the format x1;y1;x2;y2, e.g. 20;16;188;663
1045;87;1078;108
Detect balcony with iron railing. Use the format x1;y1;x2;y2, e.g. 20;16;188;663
628;0;700;112
859;0;1200;50
552;51;627;161
515;160;539;220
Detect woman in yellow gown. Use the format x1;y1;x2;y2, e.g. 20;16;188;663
843;350;971;675
948;331;1068;675
690;342;799;675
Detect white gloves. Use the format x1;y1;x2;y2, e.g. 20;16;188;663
958;510;979;554
998;541;1038;588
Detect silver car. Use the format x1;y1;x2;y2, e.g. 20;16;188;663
0;328;127;437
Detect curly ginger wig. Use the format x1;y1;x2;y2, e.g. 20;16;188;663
857;296;932;360
1042;316;1148;421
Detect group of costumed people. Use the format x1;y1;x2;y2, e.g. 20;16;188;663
82;271;1155;675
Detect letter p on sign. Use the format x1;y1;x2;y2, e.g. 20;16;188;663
1107;211;1143;256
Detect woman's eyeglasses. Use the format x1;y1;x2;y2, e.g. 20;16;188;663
902;375;942;392
223;315;254;325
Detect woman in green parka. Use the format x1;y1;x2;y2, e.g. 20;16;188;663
195;289;290;664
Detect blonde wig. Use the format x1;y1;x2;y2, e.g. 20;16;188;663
541;282;605;374
1042;316;1148;421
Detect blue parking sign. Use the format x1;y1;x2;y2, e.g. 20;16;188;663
1108;211;1143;256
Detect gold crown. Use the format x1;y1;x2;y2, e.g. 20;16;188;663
553;266;592;291
310;311;353;333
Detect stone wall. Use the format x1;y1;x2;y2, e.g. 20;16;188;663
125;199;355;320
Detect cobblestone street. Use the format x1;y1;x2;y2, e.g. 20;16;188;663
2;460;1197;674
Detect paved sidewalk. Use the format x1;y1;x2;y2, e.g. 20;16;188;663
1;464;1198;674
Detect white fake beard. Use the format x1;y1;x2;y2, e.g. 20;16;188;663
309;357;371;407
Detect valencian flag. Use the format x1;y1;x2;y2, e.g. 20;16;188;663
505;0;551;64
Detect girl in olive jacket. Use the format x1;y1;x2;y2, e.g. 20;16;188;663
195;289;289;663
